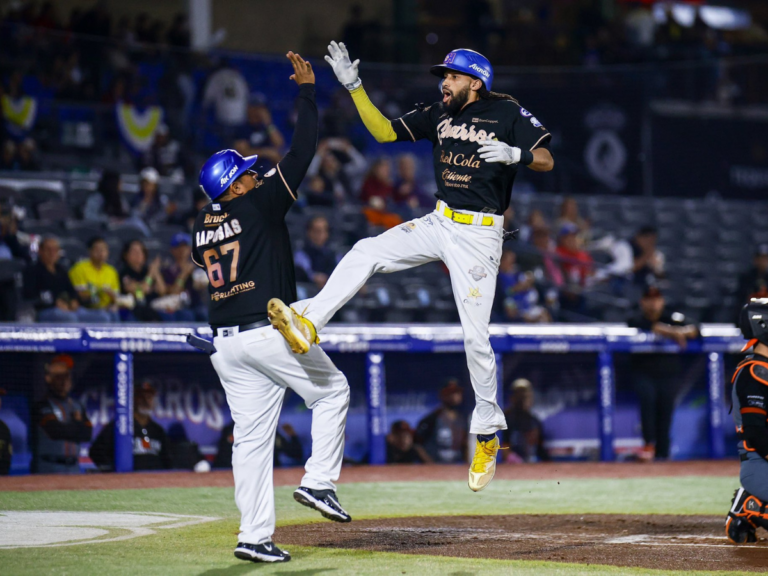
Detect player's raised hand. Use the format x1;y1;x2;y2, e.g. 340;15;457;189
324;40;361;90
477;139;522;165
287;51;314;85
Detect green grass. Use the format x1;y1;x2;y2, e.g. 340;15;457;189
0;476;742;575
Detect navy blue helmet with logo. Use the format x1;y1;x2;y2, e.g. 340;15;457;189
430;49;494;91
198;149;258;201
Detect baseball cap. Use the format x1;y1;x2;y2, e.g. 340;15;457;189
511;378;532;391
558;223;579;238
48;354;74;370
140;167;159;183
391;420;413;434
170;232;191;247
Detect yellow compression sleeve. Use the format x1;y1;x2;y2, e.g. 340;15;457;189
349;85;397;143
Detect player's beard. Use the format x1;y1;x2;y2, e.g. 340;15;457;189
441;85;470;116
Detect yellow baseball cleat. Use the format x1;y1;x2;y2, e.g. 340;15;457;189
468;436;500;492
267;298;319;354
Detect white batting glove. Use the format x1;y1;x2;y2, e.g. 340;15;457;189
477;140;521;165
324;40;361;90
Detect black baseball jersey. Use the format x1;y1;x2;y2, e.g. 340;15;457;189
392;98;551;214
192;84;318;328
731;353;768;458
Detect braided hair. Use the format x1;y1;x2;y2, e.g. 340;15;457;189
477;86;518;104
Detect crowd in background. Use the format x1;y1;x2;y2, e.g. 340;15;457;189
0;352;551;475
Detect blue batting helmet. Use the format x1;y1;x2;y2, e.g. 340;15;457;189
198;149;258;201
430;49;494;91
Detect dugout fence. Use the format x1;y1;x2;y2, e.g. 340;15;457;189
0;323;743;474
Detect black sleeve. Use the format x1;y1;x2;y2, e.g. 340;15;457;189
22;265;39;303
270;84;318;212
88;422;115;470
509;104;552;151
190;212;205;269
37;402;93;443
157;425;172;469
627;312;654;331
277;431;304;462
392;104;440;143
738;367;768;458
0;421;11;475
414;411;437;445
213;423;234;468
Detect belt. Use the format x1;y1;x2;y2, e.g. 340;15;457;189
212;318;271;338
437;200;497;227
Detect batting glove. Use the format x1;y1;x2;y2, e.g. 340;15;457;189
477;140;522;165
324;41;361;91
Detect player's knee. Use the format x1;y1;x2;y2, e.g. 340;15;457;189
464;335;491;355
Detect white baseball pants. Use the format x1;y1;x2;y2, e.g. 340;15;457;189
297;203;507;435
210;325;350;545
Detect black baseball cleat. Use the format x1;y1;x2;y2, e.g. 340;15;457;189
234;541;291;563
725;487;757;544
294;486;352;523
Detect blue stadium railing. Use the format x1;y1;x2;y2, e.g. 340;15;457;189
0;323;741;470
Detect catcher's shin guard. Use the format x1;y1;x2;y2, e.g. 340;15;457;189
725;487;760;544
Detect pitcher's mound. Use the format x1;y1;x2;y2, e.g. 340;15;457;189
277;514;768;572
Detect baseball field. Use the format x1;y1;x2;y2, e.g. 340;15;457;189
0;461;764;575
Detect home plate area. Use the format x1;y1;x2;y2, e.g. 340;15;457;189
276;514;768;572
0;511;218;548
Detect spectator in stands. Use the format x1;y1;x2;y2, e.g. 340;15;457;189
131;167;174;228
627;285;699;461
556;223;593;286
170;189;209;233
302;175;336;207
631;226;665;285
361;158;394;204
361;158;402;229
519;209;548;243
69;236;120;322
16;138;39;171
341;4;366;59
119;239;166;322
306;138;367;205
213;421;303;468
736;244;768;316
394;153;428;212
0;140;16;170
141;124;183;181
33;354;92;474
24;236;104;322
531;227;563;287
414;379;468;464
233;94;285;168
202;59;249;127
90;380;171;471
294;216;338;290
0;203;29;321
504;379;547;463
494;250;551;323
160;232;200;322
0;388;11;475
386;420;429;464
83;169;128;224
166;13;190;48
555;196;590;241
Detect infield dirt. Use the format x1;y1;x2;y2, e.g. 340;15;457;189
277;514;768;572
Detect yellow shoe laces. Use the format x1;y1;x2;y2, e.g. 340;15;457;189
290;305;320;345
470;439;500;473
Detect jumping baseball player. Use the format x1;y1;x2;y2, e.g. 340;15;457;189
268;43;554;492
726;299;768;544
190;52;351;564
